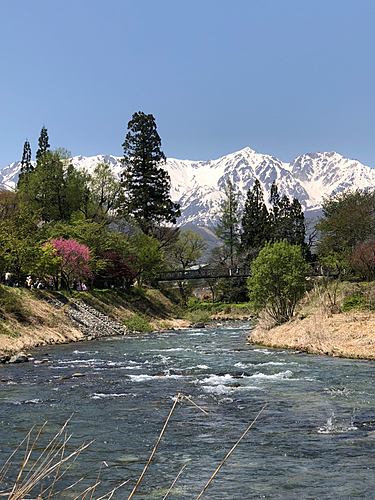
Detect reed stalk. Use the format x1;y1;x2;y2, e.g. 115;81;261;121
127;391;207;500
162;464;187;500
1;396;265;500
194;403;267;499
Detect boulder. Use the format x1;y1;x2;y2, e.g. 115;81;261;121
0;352;10;363
34;359;50;365
9;353;29;363
192;322;205;328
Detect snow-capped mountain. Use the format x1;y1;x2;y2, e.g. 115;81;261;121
2;147;375;226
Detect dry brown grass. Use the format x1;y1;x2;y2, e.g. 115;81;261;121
0;418;127;500
0;289;83;355
248;281;375;359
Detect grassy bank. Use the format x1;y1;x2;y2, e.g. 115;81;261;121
0;285;190;355
248;280;375;360
0;286;253;355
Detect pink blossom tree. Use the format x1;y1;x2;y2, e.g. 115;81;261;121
46;238;92;289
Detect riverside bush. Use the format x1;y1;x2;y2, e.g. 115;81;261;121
248;240;309;325
186;309;211;324
342;294;366;312
123;313;152;333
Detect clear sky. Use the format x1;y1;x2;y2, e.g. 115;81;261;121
2;0;375;168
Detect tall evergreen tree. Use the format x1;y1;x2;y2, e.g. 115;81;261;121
215;180;241;268
20;140;33;174
269;181;307;250
269;180;280;222
35;126;50;161
17;140;33;190
120;111;180;235
241;179;270;256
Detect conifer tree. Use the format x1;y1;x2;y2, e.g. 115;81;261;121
17;140;33;189
121;112;180;235
241;179;270;256
20;140;32;174
35;126;50;161
215;180;241;268
269;181;307;250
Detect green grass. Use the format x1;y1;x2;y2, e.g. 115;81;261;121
185;297;252;316
342;294;366;312
123;313;152;333
0;321;20;337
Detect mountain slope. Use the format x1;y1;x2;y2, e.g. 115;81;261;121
2;147;375;226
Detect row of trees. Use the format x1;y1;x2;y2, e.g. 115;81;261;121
240;187;375;325
211;172;375;318
0;114;193;291
215;178;308;263
208;178;309;302
5;111;375;318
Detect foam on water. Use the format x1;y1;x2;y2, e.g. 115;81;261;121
127;372;187;382
317;412;358;434
249;370;294;380
90;392;133;399
202;384;260;395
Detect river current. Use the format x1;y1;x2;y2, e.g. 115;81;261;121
1;322;375;499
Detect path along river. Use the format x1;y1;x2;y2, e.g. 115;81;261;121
1;321;375;499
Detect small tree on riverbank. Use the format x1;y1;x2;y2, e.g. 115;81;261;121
247;240;308;325
48;238;92;289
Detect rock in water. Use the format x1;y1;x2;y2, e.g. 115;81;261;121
9;353;29;363
0;352;10;363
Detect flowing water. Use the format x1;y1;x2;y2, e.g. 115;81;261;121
1;322;375;499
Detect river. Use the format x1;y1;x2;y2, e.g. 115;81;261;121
1;322;375;499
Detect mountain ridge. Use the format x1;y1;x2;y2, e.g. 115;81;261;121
2;147;375;226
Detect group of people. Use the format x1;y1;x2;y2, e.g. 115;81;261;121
0;272;88;291
0;272;50;289
25;276;50;290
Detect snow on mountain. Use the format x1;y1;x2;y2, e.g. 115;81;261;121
2;147;375;226
0;161;22;191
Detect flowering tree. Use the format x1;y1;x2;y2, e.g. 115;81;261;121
47;238;92;289
101;251;136;290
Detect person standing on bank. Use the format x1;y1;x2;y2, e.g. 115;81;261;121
5;271;11;286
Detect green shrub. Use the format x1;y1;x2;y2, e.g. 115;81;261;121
123;313;152;333
223;304;232;315
186;297;201;309
342;294;366;312
248;240;308;325
186;309;211;324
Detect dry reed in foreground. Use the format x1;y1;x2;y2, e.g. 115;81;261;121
0;417;127;500
0;396;267;499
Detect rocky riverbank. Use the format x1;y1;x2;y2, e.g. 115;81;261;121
0;287;189;360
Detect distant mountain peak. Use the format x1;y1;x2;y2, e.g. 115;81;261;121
1;147;375;226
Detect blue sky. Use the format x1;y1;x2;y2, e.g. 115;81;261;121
2;0;375;168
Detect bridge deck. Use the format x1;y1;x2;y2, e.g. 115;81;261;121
154;267;250;281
